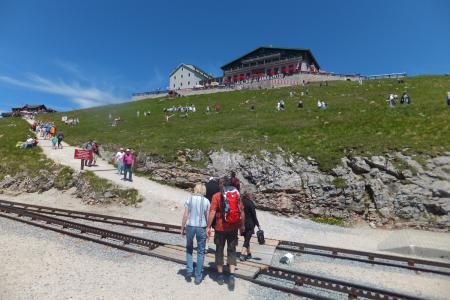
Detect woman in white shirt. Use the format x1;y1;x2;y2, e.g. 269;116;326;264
115;148;125;175
181;183;210;284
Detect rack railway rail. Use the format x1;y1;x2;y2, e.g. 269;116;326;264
1;199;449;276
0;200;447;299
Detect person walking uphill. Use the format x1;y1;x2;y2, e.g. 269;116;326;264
122;149;134;182
239;192;260;261
115;148;125;175
56;130;64;149
181;183;210;285
206;178;245;291
230;171;240;191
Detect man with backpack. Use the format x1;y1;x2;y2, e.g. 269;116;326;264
56;130;64;149
230;171;240;191
206;178;245;291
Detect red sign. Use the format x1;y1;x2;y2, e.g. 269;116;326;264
74;149;93;160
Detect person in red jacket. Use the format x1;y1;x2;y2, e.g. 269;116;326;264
230;171;240;191
206;178;245;291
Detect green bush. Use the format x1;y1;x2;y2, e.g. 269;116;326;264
311;216;347;226
54;166;74;189
331;177;347;189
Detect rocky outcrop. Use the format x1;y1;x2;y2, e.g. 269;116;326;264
102;147;450;231
0;168;140;206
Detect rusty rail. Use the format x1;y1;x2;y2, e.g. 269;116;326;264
0;199;181;233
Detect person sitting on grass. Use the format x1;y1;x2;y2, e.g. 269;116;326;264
20;137;38;149
298;100;304;109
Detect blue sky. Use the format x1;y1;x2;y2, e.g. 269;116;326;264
1;0;449;112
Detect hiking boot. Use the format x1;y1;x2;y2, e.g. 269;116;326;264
246;253;252;259
239;254;247;262
228;274;235;291
185;272;193;282
194;277;202;285
217;273;225;285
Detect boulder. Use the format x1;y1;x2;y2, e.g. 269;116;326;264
0;176;16;189
347;157;371;174
432;156;450;167
430;180;450;198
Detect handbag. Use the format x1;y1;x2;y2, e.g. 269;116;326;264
256;229;265;245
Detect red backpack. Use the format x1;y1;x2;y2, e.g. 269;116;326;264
221;186;241;224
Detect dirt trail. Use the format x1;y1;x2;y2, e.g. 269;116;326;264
30;120;189;223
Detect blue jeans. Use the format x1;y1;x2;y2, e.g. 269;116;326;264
124;164;132;181
117;162;124;175
185;226;207;280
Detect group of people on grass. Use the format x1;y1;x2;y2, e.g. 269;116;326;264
115;148;135;182
180;172;261;290
387;92;412;107
317;100;328;109
163;105;196;113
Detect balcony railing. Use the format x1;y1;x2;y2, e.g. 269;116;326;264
224;56;304;74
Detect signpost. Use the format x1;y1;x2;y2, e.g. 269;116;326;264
74;149;93;170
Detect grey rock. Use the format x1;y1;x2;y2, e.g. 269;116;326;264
347;157;371;174
0;176;16;189
423;201;447;216
365;156;405;179
431;180;450;198
103;191;115;198
432;156;450;167
396;206;417;219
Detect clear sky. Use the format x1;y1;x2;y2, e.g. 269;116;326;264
1;0;449;112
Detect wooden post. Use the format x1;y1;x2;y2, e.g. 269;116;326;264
81;159;84;170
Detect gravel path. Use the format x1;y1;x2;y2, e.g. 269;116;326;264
271;250;450;300
7;211;448;300
1;217;277;300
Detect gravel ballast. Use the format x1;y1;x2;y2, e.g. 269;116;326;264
0;217;262;300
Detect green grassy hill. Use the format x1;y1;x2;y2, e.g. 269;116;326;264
39;75;450;170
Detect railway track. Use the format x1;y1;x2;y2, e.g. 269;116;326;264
1;199;448;277
0;200;445;299
276;240;450;277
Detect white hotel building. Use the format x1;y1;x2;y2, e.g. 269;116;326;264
169;64;213;90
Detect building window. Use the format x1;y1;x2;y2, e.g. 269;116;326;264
188;81;190;85
173;84;175;88
188;73;190;77
174;76;176;79
181;74;183;78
